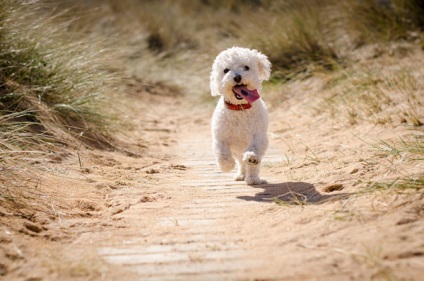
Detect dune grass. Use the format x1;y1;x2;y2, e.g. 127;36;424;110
374;131;424;159
239;0;342;81
92;0;424;91
344;0;424;44
365;127;424;193
320;68;423;126
367;176;424;192
0;0;123;209
45;0;424;96
0;0;118;155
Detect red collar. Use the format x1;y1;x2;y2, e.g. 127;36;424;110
224;100;252;111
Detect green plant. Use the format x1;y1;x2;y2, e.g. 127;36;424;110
0;0;118;152
370;176;424;192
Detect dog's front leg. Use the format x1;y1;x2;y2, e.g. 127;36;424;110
242;136;268;185
243;151;263;185
243;135;268;166
213;140;235;172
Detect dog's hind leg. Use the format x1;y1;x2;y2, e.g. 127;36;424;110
234;158;246;181
214;141;235;172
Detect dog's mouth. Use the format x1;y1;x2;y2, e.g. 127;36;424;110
232;85;260;103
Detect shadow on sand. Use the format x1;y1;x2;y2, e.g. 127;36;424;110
237;182;351;205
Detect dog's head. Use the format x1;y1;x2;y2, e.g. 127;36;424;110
210;47;271;104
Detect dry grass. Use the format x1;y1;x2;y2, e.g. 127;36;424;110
363;127;424;194
39;0;424;96
0;0;121;209
321;67;423;126
238;0;342;80
0;0;119;153
343;0;424;44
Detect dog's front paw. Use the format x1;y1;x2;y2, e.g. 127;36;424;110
243;151;260;166
218;157;235;172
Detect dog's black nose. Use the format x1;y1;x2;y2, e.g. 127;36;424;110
234;75;242;83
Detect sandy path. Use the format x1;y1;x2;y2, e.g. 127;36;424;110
81;91;423;280
96;120;288;280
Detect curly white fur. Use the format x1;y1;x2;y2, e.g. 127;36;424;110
210;47;271;185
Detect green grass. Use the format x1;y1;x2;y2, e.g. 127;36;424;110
362;176;424;194
374;134;424;160
0;0;118;153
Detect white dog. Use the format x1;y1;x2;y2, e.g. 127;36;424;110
210;47;271;185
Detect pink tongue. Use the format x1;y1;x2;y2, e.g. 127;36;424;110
232;85;260;103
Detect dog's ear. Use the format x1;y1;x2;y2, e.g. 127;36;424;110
255;51;271;81
210;65;221;97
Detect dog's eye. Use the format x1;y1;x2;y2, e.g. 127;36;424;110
244;66;250;71
223;68;230;74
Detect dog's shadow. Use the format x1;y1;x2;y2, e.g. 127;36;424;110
237;182;350;205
